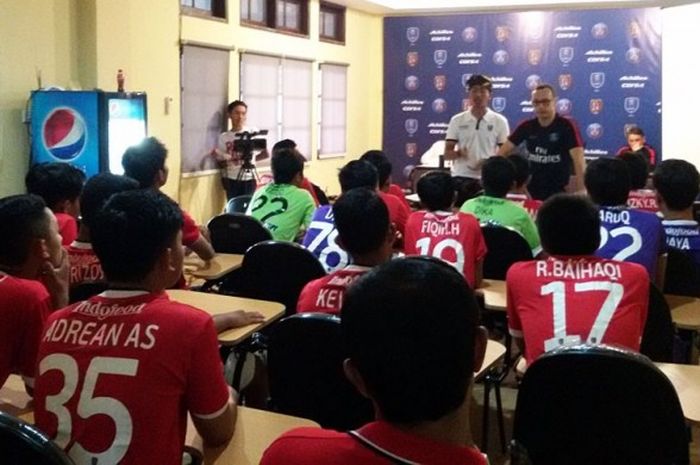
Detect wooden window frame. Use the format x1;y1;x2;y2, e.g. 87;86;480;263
240;0;309;37
319;1;345;45
180;0;227;21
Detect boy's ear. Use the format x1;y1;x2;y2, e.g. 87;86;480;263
343;359;370;399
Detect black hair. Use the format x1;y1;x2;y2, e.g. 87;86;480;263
333;188;389;257
466;74;492;91
417;171;454;211
360;150;392;188
80;173;140;231
25;162;85;210
338;160;378;192
271;148;304;184
342;257;479;423
534;83;557;98
653;159;700;211
584;157;631;206
481;156;515;197
537;194;600;255
122;137;168;189
0;194;50;267
227;100;247;113
507;154;531;188
272;139;296;155
618;151;649;190
91;190;183;283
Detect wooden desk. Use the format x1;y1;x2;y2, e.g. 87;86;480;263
167;290;285;345
475;340;506;380
667;295;700;331
0;375;33;421
477;279;507;312
656;362;700;425
184;253;244;281
187;406;318;465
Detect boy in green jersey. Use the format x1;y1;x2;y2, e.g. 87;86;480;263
461;156;542;256
247;148;315;241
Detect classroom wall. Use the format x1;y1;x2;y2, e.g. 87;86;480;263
179;1;384;223
661;2;700;167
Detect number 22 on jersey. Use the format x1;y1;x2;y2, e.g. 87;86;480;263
541;281;624;352
40;354;138;464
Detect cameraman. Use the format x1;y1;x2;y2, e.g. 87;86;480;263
213;100;267;199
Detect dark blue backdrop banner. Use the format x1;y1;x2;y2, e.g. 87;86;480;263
383;8;662;185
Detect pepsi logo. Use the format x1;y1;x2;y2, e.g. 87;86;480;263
42;107;87;161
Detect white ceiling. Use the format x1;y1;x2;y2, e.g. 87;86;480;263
334;0;696;14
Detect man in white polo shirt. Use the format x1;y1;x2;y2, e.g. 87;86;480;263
444;74;510;207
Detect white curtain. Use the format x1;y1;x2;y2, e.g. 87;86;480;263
319;63;347;158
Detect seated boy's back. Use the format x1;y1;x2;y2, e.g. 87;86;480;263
247;148;315;241
507;195;649;366
585;157;665;279
302;204;350;273
34;190;234;464
404;171;486;288
298;189;394;314
461;157;541;256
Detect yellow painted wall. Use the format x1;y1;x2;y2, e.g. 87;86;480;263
0;0;382;224
179;0;384;223
0;0;80;197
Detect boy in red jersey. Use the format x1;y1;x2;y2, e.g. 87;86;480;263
26;162;85;246
297;188;395;314
122;137;215;261
507;194;649;366
404;170;486;288
360;149;411;210
0;194;68;390
34;190;235;465
67;173;140;287
620;151;658;213
263;257;488;465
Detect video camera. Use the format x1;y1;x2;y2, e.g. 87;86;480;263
233;130;268;166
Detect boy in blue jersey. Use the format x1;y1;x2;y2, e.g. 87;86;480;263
654;159;700;265
585;157;666;285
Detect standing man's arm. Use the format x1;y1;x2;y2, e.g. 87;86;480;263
444;115;463;161
444;140;462;160
569;146;586;194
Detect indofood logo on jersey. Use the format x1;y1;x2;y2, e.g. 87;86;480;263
42;107;87;161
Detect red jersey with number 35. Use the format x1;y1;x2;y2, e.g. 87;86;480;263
34;291;230;465
404;210;487;288
507;256;649;366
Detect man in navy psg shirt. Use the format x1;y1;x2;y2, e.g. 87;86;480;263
498;84;585;201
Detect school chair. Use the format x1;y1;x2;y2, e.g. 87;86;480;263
480;224;533;280
664;247;700;298
267;313;374;431
0;411;74;465
641;283;675;362
207;213;272;254
224;194;252;214
513;345;689;465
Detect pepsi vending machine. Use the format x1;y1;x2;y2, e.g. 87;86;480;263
30;90;147;177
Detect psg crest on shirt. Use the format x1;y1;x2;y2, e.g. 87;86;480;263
559;47;574;64
558;74;572;91
432;98;447;113
528;49;542;66
591;22;608;39
590;72;605;90
434;50;447;67
405;142;418;158
587;123;604;139
624;97;640;115
405;118;419;136
492;97;507;113
462;27;478;42
589;98;603;115
461;73;472;88
495;25;510;42
434;75;446;91
493;50;509;65
406;51;419;67
406;27;420;44
556;99;572;115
